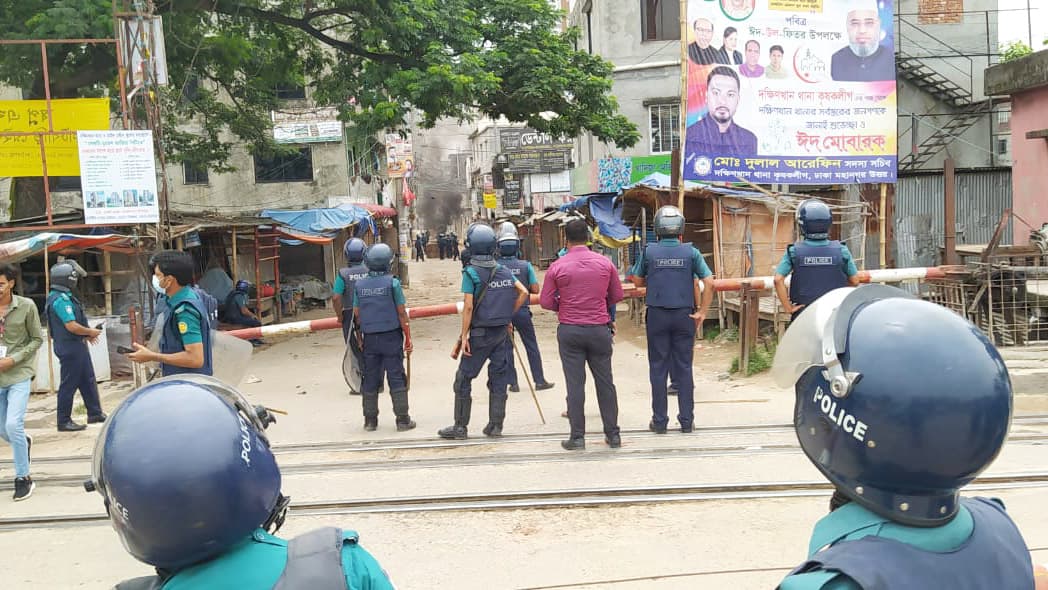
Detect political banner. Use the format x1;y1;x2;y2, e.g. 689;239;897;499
683;0;897;185
77;130;160;224
272;107;343;144
0;99;109;177
385;132;414;178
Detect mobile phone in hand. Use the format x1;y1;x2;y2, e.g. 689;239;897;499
95;323;105;330
117;345;135;354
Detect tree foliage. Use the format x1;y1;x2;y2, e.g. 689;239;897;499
0;0;639;170
999;40;1034;63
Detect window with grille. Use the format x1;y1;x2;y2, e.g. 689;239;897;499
997;137;1009;155
649;104;680;155
641;0;681;42
183;162;209;185
254;148;314;183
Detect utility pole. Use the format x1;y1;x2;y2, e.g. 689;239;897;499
118;0;172;245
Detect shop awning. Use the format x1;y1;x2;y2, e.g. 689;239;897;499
0;232;136;263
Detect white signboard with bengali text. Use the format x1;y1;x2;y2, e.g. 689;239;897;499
77;130;160;224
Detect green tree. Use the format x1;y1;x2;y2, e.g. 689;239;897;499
0;0;639;175
1000;40;1033;63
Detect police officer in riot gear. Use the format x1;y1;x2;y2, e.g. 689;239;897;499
45;260;106;432
92;375;395;589
629;206;714;434
353;244;415;432
772;286;1036;589
439;224;529;440
496;222;555;393
774;198;859;322
332;238;369;343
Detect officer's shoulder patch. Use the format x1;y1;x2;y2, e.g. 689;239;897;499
64;305;74;314
178;321;189;334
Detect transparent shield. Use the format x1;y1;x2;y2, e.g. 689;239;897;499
770;287;855;388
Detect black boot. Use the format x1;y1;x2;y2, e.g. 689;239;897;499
484;389;507;438
438;395;471;440
362;394;379;432
391;390;417;432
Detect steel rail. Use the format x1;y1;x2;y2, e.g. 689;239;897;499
2;473;1047;532
11;414;1048;468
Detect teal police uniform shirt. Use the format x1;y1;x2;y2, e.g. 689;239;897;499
161;528;395;590
630;238;714;280
49;290;79;323
351;273;406;308
165;286;204;346
230;291;249;311
461;266;522;296
776;239;859;278
779;502;975;590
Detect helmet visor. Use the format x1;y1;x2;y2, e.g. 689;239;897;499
770;287;854;388
771;285;918;389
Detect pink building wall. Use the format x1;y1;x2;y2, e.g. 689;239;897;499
1011;85;1048;244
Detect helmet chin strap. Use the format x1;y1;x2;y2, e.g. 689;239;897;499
263;494;291;534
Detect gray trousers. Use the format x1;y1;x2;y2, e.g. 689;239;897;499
557;324;619;439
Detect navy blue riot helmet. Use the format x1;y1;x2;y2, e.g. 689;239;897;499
772;285;1012;527
796;198;833;240
653;205;685;238
86;375;287;570
344;237;367;264
497;221;520;258
364;243;394;272
466;224;498;267
235;279;251;293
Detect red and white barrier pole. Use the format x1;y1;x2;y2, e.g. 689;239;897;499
228;266;949;340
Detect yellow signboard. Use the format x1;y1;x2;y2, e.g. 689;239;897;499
483;192;498;210
0;99;111;177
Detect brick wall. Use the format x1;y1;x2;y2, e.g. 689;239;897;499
919;0;963;25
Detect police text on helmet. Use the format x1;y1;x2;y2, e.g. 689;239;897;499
813;387;868;442
238;415;252;466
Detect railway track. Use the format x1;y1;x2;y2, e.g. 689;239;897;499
6;420;1048;491
2;473;1047;532
8;413;1048;468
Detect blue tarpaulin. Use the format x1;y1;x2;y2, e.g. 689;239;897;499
260;206;376;244
558;193;633;244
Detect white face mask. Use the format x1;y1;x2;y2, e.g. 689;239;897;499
151;275;166;295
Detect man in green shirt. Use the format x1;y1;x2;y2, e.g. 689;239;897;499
0;263;43;501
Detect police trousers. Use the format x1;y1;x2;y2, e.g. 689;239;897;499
362;329;407;395
507;308;547;387
646;307;696;428
56;343;104;424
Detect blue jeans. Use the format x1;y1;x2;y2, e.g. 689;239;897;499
0;379;31;478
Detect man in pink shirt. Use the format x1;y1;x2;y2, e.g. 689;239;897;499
540;219;624;451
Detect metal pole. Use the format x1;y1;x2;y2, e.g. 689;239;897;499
944;158;958;265
1028;0;1034;47
879;183;887;268
677;0;688;211
43;247;56;395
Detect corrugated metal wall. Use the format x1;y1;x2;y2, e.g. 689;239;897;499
894;170;1012;268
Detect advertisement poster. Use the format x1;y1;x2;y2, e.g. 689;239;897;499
683;0;897;184
0;98;109;177
77;130;160;224
272;107;343;144
385;132;414;178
